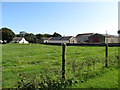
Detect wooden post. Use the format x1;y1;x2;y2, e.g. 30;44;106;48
105;43;108;67
62;43;66;79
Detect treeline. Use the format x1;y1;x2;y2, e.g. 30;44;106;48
0;27;62;43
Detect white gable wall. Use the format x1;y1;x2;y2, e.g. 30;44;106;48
0;40;3;43
19;38;29;44
44;40;49;43
69;37;77;43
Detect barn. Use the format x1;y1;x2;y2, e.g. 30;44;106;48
76;33;93;43
88;33;119;43
48;36;77;43
11;37;29;44
36;37;50;43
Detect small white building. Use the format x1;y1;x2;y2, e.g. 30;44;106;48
42;37;50;43
48;36;77;43
0;40;3;43
0;40;7;43
36;37;50;43
11;37;29;44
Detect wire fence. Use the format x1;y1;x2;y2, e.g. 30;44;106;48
2;43;120;88
61;43;119;79
2;43;119;74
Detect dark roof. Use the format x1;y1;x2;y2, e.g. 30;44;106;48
12;37;23;41
41;37;50;40
94;33;118;38
61;36;73;40
49;37;62;40
49;36;73;40
76;33;93;37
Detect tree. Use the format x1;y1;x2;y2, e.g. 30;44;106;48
16;31;28;37
0;29;2;40
118;30;120;35
20;31;27;37
0;27;15;43
43;34;52;37
36;34;43;39
52;32;62;37
24;33;37;43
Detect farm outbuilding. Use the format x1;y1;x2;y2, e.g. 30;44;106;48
88;33;119;43
42;37;50;43
76;33;93;43
48;36;77;43
11;37;29;44
36;37;50;43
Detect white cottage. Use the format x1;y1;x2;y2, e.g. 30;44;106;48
11;37;29;44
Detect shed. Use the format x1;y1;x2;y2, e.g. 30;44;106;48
48;36;77;43
76;33;93;43
11;37;29;44
88;33;119;43
37;37;50;43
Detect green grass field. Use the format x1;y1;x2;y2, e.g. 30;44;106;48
71;68;118;88
1;43;119;88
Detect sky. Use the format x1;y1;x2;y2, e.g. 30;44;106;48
1;1;119;36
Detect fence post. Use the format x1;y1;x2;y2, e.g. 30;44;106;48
105;43;108;67
62;43;66;79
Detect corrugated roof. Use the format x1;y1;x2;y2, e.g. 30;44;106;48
94;33;118;38
41;37;50;40
61;36;73;40
50;37;62;40
12;37;23;41
49;36;73;40
76;33;93;37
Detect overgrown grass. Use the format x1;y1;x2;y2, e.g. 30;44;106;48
2;43;119;88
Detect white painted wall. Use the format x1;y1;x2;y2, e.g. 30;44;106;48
44;40;49;43
0;40;3;43
69;37;77;43
19;38;29;44
105;37;118;43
